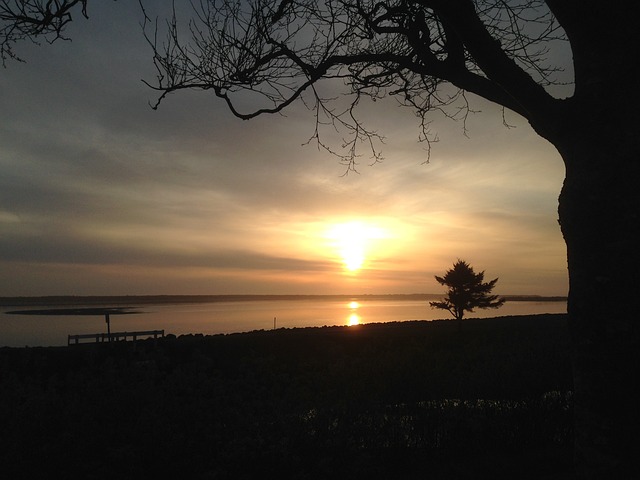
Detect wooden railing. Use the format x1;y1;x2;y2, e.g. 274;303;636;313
68;330;164;346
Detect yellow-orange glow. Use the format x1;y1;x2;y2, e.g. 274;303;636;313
326;221;387;272
349;300;359;309
347;313;361;326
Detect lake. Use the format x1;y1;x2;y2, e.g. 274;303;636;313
0;297;567;347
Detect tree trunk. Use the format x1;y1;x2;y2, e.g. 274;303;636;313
554;116;640;478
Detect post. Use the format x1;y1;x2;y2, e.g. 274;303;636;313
274;316;276;330
105;313;111;342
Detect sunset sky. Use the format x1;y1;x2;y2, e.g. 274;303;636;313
0;2;571;297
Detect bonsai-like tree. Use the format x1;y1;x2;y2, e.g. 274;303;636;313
430;260;504;322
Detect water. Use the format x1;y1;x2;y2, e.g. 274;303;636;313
0;298;567;347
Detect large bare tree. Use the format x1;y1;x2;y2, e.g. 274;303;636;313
147;5;640;475
3;1;639;477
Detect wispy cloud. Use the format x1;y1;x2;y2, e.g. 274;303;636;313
0;3;568;296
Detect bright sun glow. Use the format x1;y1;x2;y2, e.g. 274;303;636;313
327;221;386;272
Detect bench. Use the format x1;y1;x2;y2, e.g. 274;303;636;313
68;330;164;346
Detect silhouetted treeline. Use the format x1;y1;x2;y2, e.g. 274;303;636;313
0;293;566;307
0;315;573;479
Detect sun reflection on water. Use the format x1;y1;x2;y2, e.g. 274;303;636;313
347;301;361;326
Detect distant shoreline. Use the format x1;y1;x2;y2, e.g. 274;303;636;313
0;293;567;307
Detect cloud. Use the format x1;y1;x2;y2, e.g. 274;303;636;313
0;2;569;296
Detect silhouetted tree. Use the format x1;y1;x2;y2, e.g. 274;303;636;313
141;4;639;476
3;1;640;477
430;260;504;323
0;0;87;65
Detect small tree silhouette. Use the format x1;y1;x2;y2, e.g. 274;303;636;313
430;260;505;323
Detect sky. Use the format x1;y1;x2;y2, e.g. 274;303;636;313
0;2;570;297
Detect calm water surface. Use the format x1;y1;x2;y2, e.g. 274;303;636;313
1;298;567;347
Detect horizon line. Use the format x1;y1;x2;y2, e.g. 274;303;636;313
1;293;568;307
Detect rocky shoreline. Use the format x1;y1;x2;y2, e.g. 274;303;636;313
0;314;573;479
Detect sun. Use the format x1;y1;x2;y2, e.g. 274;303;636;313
327;221;385;272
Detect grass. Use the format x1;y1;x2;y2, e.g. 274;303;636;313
0;314;573;479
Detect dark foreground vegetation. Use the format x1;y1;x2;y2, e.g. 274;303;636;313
0;314;573;479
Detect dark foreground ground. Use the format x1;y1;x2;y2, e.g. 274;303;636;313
0;314;573;479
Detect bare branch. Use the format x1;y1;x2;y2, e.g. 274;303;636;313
1;0;88;65
143;1;569;165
